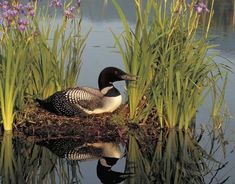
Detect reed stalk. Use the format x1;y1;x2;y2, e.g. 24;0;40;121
0;131;17;183
125;134;151;184
125;129;227;183
0;33;30;131
113;0;228;129
112;0;156;120
27;9;88;99
0;1;87;131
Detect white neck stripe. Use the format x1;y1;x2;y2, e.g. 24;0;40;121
101;86;113;95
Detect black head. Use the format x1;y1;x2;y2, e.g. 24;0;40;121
97;157;132;184
98;67;136;90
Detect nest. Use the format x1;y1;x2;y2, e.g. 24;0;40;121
14;103;130;140
14;103;162;141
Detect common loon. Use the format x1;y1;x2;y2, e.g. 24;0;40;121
37;139;133;183
36;67;135;116
97;157;132;184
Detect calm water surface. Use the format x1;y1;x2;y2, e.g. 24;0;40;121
1;0;235;183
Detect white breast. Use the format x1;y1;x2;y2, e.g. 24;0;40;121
88;95;122;114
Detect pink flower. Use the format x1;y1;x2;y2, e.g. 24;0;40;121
76;0;81;7
64;6;75;19
49;0;62;8
18;19;28;32
194;0;210;14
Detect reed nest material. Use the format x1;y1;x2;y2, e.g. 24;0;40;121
14;103;126;140
14;103;161;141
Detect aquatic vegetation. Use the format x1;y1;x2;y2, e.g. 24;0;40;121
27;15;88;99
0;136;83;183
0;0;87;131
125;134;151;183
112;0;156;120
0;132;17;183
124;129;230;184
112;0;228;129
0;1;35;32
0;33;30;131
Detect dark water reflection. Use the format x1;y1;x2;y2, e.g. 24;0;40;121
0;127;232;184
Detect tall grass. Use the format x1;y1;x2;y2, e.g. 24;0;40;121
112;0;155;120
27;16;88;99
0;1;87;131
0;33;30;131
112;0;228;129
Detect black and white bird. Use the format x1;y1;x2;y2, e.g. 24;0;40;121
36;67;135;116
97;156;133;184
38;140;133;183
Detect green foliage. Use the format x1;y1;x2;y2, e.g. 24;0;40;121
124;129;229;184
112;0;155;120
112;0;228;129
0;2;87;131
0;136;82;183
0;132;17;183
0;32;30;131
125;134;151;184
27;17;88;99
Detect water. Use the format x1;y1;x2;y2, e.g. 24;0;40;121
1;0;235;183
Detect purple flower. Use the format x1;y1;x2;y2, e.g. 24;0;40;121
64;6;75;19
28;9;35;17
9;9;18;17
18;24;27;31
0;1;36;30
49;0;62;8
0;17;4;27
2;9;18;23
76;0;81;7
12;3;24;12
2;1;9;5
18;19;28;32
25;3;34;11
0;1;9;10
194;0;210;14
25;3;35;17
18;19;28;25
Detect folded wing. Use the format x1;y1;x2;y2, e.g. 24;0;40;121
64;87;104;111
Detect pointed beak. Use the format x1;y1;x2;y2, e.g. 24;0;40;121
120;73;138;81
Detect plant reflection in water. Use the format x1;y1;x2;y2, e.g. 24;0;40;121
0;126;231;184
124;127;230;184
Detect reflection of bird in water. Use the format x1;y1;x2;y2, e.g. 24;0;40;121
91;142;133;184
97;156;133;184
37;139;133;183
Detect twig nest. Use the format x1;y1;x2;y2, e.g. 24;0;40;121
15;103;130;140
14;103;162;141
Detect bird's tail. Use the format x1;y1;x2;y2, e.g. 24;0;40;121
35;98;56;113
35;98;47;107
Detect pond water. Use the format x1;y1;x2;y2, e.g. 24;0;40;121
1;0;235;183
